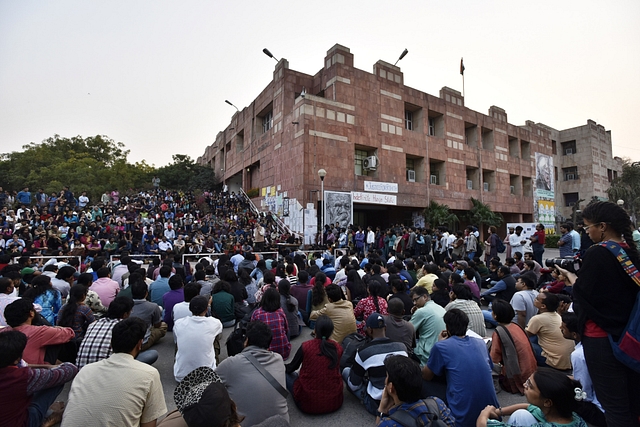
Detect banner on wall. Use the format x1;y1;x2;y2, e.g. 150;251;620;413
534;153;556;234
324;191;353;229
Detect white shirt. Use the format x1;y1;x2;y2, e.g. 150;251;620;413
158;241;172;251
78;195;89;207
173;315;223;381
509;233;526;255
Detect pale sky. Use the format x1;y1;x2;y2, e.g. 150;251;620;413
1;0;639;167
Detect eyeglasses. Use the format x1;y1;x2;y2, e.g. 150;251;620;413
412;295;424;303
583;223;597;231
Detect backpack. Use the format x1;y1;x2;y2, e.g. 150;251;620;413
495;235;506;253
388;397;451;427
226;320;247;357
340;332;370;370
599;241;640;373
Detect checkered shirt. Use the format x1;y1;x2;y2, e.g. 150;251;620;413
76;318;120;369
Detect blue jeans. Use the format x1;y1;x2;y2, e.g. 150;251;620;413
528;335;548;367
28;384;64;427
286;371;298;394
342;367;379;415
136;349;159;365
482;309;498;328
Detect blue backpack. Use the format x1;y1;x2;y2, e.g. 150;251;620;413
600;241;640;373
494;234;506;253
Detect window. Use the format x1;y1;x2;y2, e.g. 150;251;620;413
522;177;532;195
404;103;422;132
465;123;478;147
508;136;519;158
406;157;415;181
235;130;245;153
405;110;413;131
429;159;445;186
427;111;444;137
552;140;557;155
565;192;579;207
262;111;273;133
481;127;494;150
355;148;375;176
520;140;531;159
563;167;578;181
561;140;576;155
510;174;520;195
466;166;479;190
554;167;558;182
482;169;495;192
607;169;613;182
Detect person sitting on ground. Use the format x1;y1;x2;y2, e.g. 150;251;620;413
173;295;223;382
525;292;574;370
209;280;235;327
285;315;344;415
430;278;451;309
278;279;300;339
290;271;312;322
309;284;357;344
345;268;367;302
480;266;516;304
508;273;539;330
250;287;291;359
61;317;167;427
76;295;158;369
422;309;499;427
354;280;388;335
540;269;571;295
56;284;95;341
310;272;329;312
216;320;289;426
560;312;606;427
343;313;408;416
76;273;107;318
149;265;172;308
489;299;537;395
376;355;455;427
409;286;446;366
171;282;201;327
387;278;413;317
23;275;62;325
89;267;120;308
383;298;416;354
476;367;588;427
5;298;76;365
414;263;439;293
163;275;185;332
445;283;486;337
0;330;78;427
129;281;167;351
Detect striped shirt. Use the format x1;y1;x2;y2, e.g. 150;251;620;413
76;318;120;369
347;338;407;400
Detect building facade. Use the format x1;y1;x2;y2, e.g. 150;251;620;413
198;44;619;239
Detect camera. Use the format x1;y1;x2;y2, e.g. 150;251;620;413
544;257;582;274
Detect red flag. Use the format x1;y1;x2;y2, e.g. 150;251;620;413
460;58;465;75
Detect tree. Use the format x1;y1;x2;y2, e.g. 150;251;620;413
465;197;503;238
608;159;640;226
423;200;459;229
156;154;218;190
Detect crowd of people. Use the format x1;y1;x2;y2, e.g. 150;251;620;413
0;186;639;427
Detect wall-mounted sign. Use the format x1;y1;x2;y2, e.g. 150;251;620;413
364;181;398;193
352;191;397;205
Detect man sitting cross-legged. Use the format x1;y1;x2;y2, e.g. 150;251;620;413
0;330;78;427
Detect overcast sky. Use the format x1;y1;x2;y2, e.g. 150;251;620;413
1;0;639;167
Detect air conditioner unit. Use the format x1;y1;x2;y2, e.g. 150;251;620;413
407;170;416;182
565;174;575;180
363;156;377;170
565;148;574;155
467;180;473;190
510;185;515;194
430;174;438;185
483;182;489;191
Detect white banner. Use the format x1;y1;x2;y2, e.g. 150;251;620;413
352;191;397;205
364;181;398;193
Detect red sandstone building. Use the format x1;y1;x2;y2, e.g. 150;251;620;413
198;44;613;237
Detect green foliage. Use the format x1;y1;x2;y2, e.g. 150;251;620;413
423;200;459;228
245;188;260;198
545;234;560;248
465;197;503;228
607;159;640;224
0;135;153;201
155;154;217;190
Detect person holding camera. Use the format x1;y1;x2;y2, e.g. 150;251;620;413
559;201;640;426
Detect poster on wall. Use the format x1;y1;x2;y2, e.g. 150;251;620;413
534;152;555;234
324;191;352;229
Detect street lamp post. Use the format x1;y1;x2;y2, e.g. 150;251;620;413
318;169;327;246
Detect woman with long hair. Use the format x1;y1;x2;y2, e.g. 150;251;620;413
345;268;367;302
23;275;62;324
353;279;388;335
477;367;587;426
285;315;343;414
57;284;95;340
559;201;640;425
278;279;300;338
311;272;329;312
250;287;290;359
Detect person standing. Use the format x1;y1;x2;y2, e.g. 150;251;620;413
508;226;527;257
530;223;545;267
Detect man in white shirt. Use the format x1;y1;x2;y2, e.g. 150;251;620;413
509;226;527;256
173;295;223;382
78;192;89;208
158;236;173;254
366;226;375;254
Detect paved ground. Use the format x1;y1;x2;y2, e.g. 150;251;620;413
58;249;562;425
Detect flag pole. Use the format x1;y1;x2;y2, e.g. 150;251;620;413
460;57;465;99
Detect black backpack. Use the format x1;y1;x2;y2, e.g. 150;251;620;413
388;398;449;427
340;332;370;371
